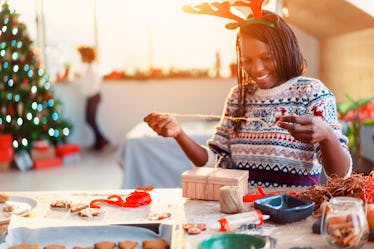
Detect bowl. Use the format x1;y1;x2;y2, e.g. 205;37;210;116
199;233;269;249
253;194;315;224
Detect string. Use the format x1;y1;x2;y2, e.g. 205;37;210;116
160;112;269;128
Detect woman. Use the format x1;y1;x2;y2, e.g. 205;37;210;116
144;10;351;187
76;46;109;151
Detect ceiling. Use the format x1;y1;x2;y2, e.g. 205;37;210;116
285;0;374;39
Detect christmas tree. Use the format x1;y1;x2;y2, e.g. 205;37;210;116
0;2;72;152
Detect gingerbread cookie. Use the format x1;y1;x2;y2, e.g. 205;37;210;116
94;241;116;249
118;240;138;249
78;208;104;218
0;193;9;203
2;204;14;212
43;244;65;249
50;200;72;209
70;203;89;213
142;238;169;249
9;244;39;249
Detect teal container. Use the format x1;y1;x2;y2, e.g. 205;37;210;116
199;233;269;249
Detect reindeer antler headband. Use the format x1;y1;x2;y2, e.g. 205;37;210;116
182;0;275;29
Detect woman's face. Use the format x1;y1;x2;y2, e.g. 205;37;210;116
239;35;281;89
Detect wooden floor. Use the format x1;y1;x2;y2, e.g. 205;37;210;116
0;147;123;192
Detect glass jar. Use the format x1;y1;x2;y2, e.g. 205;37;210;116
321;197;369;249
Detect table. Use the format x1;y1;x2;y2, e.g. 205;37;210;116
115;120;218;188
1;188;372;249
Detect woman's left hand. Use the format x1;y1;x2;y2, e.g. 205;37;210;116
277;115;331;144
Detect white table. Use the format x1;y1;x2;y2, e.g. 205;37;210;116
1;188;373;249
115;120;218;188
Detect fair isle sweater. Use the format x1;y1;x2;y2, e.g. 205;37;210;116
207;76;351;187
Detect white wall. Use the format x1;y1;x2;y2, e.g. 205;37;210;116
54;28;320;148
54;78;236;147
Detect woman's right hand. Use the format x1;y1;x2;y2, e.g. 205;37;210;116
144;112;182;138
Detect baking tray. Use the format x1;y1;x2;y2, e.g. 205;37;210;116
0;223;183;249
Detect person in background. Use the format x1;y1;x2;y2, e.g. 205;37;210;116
144;6;352;187
75;45;109;151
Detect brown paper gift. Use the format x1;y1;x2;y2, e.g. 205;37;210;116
181;167;249;201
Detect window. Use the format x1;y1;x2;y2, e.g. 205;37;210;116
7;0;278;80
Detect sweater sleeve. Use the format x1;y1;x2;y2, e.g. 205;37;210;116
205;86;239;167
306;80;352;176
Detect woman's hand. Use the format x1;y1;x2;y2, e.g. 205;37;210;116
277;115;332;144
144;112;182;138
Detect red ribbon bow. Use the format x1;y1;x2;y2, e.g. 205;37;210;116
90;185;153;208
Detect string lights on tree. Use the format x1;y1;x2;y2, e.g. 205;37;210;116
0;1;72;151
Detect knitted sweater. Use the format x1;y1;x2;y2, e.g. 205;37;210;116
207;76;351;187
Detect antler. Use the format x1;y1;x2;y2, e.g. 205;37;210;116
182;0;266;29
182;2;245;23
231;0;264;19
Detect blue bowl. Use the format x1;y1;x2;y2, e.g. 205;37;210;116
254;194;315;224
199;233;269;249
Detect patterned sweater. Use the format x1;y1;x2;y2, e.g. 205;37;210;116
207;76;351;187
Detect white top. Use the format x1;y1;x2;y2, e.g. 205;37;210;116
75;62;102;97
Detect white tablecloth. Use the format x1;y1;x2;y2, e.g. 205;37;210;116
116;121;218;189
1;189;372;249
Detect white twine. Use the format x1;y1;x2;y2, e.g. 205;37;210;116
161;112;269;128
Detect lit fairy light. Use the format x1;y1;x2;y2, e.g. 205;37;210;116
44;82;51;90
38;68;44;76
31;102;37;110
0;42;6;49
51;112;58;120
63;127;70;136
27;70;33;77
37;104;43;111
3;61;8;69
13;140;19;149
17;117;23;126
23;64;29;71
33;117;40;125
31;85;37;93
14;94;20;102
10;40;16;47
17;41;22;48
26;113;32;120
7;93;12;100
6;115;11;123
11;27;18;35
11;52;19;60
22;138;28;146
48;99;54;107
54;129;60;137
48;128;54;136
8;79;14;87
1;26;7;32
4;18;9;24
0;50;5;57
13;65;19;72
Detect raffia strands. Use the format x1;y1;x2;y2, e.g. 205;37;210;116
219;185;244;214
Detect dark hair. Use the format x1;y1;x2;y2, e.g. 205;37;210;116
233;10;306;132
77;45;96;63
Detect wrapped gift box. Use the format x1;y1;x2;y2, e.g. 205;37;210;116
33;157;63;170
55;143;80;157
181;167;249;201
31;146;56;160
